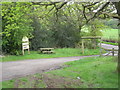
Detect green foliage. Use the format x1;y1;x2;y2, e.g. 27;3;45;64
81;19;105;36
2;2;113;55
0;3;2;55
30;16;55;50
30;7;80;49
31;29;55;50
80;19;105;49
2;2;33;55
50;21;80;48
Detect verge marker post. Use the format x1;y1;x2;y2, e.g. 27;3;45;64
99;38;102;56
112;48;114;56
82;39;84;54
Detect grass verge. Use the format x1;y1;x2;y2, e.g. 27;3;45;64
1;48;104;62
2;56;118;88
102;41;118;46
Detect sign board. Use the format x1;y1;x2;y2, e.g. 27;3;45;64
22;36;30;55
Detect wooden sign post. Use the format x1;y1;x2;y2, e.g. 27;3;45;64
81;36;101;55
22;36;30;55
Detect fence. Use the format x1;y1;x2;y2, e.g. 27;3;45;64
101;47;118;56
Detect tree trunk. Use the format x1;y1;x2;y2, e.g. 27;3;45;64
113;1;120;76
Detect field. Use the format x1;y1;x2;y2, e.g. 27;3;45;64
102;28;118;43
2;56;118;88
1;48;104;62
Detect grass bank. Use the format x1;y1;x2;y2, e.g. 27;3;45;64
2;56;118;88
1;48;103;62
102;41;118;46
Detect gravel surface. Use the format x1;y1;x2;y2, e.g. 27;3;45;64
101;43;118;50
1;55;98;81
1;43;118;81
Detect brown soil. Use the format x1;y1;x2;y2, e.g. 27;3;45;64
14;79;20;88
42;73;83;88
13;73;84;88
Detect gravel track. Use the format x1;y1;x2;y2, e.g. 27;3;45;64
1;43;118;81
1;55;98;81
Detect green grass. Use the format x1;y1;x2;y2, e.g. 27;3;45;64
102;28;118;42
1;48;104;62
46;56;118;88
1;74;46;88
2;56;118;88
102;41;118;46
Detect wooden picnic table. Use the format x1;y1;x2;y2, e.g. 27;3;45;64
40;48;54;54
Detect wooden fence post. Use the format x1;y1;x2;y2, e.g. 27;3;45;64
22;49;24;55
82;39;84;54
112;48;114;56
99;38;102;56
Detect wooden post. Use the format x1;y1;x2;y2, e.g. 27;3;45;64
82;39;84;54
99;38;102;56
22;49;24;55
112;48;114;56
28;49;30;54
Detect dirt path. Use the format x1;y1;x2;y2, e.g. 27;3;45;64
1;55;99;81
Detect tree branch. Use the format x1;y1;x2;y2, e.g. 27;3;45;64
82;4;88;21
101;12;120;19
84;2;100;7
56;2;67;10
32;2;60;6
86;2;110;23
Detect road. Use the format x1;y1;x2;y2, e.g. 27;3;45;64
101;43;118;56
1;43;118;81
1;55;98;81
101;43;118;50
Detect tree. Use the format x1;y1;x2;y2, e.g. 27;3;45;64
113;1;120;73
2;2;33;55
30;3;81;48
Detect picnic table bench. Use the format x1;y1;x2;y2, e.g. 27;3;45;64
40;48;54;54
